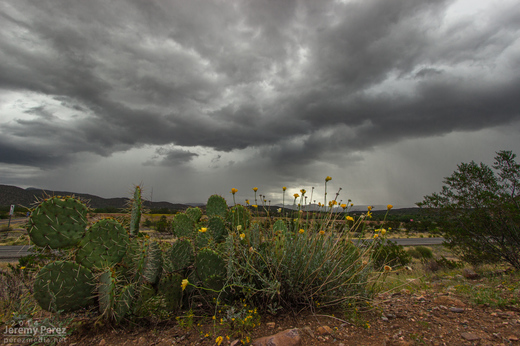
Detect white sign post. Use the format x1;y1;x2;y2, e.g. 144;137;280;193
7;205;15;229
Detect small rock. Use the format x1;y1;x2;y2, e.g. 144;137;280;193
461;332;480;341
251;328;301;346
316;325;333;335
462;268;480;280
266;322;276;329
434;296;467;308
98;340;106;346
230;340;241;346
302;326;315;338
450;307;465;313
386;313;397;319
381;316;389;322
509;335;519;341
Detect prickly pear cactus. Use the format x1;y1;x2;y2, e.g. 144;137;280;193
185;207;202;223
195;230;212;250
206;195;228;218
27;196;88;248
172;213;195;238
163;239;194;273
97;269;118;319
33;261;95;312
122;238;162;285
195;248;226;291
97;269;135;322
208;216;227;243
227;204;251;231
76;218;130;269
157;273;183;311
129;185;142;237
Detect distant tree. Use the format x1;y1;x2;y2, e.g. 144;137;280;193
417;150;520;268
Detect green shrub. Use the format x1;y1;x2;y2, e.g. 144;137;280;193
414;246;433;260
418;150;520;269
371;239;411;269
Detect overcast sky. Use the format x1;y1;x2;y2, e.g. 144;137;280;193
1;0;520;208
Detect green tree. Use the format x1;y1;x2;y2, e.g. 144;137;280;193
418;150;520;268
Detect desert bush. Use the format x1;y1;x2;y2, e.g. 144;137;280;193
418;150;520;269
371;239;411;270
414;246;433;260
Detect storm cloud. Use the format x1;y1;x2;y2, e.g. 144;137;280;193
1;0;520;206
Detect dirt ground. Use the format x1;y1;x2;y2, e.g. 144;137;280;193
44;277;518;346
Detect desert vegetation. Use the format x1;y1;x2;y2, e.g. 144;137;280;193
1;151;519;345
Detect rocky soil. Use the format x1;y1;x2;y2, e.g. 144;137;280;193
54;276;520;346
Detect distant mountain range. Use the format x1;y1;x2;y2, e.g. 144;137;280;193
0;184;421;214
0;184;190;211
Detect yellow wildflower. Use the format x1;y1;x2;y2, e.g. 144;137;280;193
252;204;258;208
20;266;26;270
231;188;238;194
198;227;207;233
325;176;332;182
387;204;393;210
367;206;372;211
346;216;354;221
294;193;299;198
319;230;325;235
299;229;305;234
351;203;354;206
277;208;282;213
237;225;242;231
253;187;258;192
240;233;245;240
381;229;386;235
300;189;306;195
282;186;287;191
181;279;189;291
384;265;392;272
245;199;250;204
341;203;347;209
215;336;223;346
373;234;378;239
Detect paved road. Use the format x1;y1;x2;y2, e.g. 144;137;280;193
0;245;34;260
0;238;446;260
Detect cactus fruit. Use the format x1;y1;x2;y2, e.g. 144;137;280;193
33;261;95;312
227;204;251;231
195;248;226;291
157;273;183;311
27;196;88;248
172;213;195;238
76;218;130;269
206;195;228;218
185;207;202;223
129;185;142;237
163;239;194;273
208;216;227;243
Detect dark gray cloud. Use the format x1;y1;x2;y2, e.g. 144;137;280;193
1;0;520;204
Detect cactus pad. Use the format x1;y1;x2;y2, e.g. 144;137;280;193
76;218;129;269
195;248;226;290
185;207;203;223
172;213;195;238
163;239;194;273
129;185;142;236
208;216;228;242
27;196;88;248
33;261;95;312
206;195;228;218
157;273;183;311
